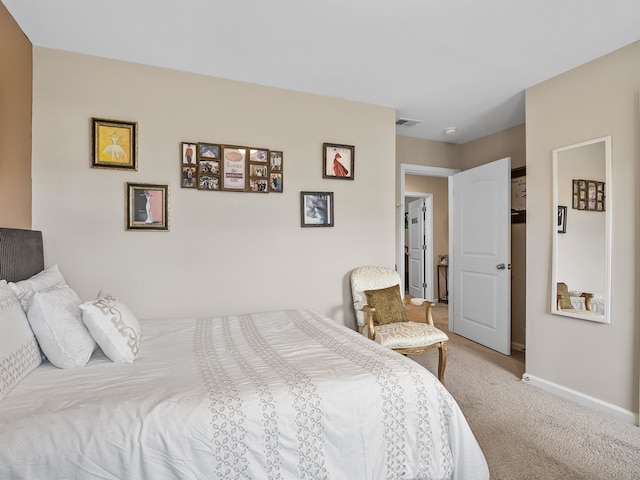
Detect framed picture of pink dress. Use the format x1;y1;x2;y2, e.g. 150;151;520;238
323;143;354;180
126;183;169;231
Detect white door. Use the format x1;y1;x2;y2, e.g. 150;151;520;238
452;158;511;355
408;197;434;300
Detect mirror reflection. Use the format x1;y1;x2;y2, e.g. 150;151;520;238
551;137;611;323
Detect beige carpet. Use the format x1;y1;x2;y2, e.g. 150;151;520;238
405;301;640;480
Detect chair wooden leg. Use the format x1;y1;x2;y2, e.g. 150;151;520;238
438;342;447;384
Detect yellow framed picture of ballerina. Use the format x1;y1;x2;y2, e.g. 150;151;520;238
323;143;354;180
92;117;138;170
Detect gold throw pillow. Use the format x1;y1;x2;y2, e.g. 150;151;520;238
364;285;407;325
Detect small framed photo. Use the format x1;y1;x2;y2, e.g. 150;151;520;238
301;191;334;227
557;205;567;233
92;118;138;170
269;151;283;171
249;148;268;163
198;143;220;160
323;143;354;180
270;172;283;193
199;175;220;191
199;160;219;175
249;164;268;177
126;183;169;231
249;178;269;193
181;165;197;188
221;146;248;191
181;142;197;165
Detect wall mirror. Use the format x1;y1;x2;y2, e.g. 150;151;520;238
551;136;611;323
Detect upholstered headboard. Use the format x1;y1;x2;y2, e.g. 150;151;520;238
0;228;44;283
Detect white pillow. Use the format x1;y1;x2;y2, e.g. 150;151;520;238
0;280;42;401
80;294;141;363
27;287;96;369
9;264;67;312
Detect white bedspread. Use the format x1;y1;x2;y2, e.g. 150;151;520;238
0;309;488;479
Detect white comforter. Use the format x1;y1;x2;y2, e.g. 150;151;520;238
0;309;488;479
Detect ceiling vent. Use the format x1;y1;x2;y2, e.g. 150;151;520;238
396;118;423;128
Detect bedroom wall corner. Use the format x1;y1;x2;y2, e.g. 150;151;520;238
0;3;32;229
30;47;397;328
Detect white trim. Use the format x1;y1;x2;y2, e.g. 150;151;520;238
511;341;525;353
522;373;639;426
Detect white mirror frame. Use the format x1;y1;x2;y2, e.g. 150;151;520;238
551;136;612;323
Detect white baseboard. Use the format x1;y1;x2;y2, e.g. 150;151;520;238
522;373;638;426
511;341;525;352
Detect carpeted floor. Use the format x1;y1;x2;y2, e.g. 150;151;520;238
405;301;640;480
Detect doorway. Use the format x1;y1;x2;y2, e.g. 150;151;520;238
406;195;433;301
399;164;459;330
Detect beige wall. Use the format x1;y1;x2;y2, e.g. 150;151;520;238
397;125;527;349
31;48;397;328
0;3;31;228
526;40;639;417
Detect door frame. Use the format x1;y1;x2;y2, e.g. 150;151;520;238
399;163;460;329
406;194;434;302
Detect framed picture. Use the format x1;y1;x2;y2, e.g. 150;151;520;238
181;142;197;165
249;163;268;177
181;165;197;188
221;146;248;191
511;166;526;223
126;183;169;231
572;179;605;211
249;148;268;163
199;175;220;191
323;143;354;180
92;118;138;170
198;143;220;160
301;191;334;227
269;151;283;172
557;205;567;233
270;172;283;193
249;178;269;193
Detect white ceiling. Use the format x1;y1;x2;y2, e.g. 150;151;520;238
5;1;640;143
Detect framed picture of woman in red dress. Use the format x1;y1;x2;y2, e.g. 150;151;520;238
323;143;354;180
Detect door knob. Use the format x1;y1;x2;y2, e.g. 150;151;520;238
497;263;506;270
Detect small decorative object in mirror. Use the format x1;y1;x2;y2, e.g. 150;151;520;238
126;183;169;231
92;118;138;170
438;255;449;265
301;192;334;227
323;143;354;180
572;179;605;211
557;206;567;233
511;166;526;223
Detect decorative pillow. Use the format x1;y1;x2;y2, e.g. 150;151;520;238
8;264;67;312
364;284;407;325
80;294;141;363
27;287;96;369
0;280;42;401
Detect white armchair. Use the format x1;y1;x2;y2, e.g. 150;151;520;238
350;265;448;382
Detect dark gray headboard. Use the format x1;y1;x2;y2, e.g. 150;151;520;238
0;228;44;283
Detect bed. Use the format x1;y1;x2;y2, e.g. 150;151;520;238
0;228;489;479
